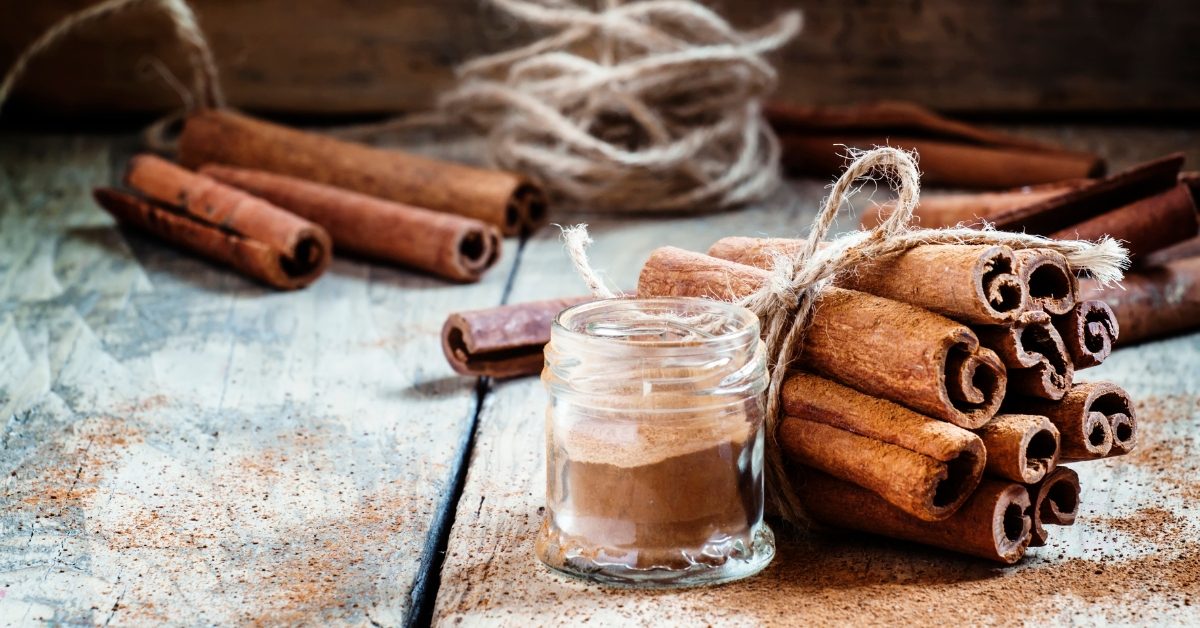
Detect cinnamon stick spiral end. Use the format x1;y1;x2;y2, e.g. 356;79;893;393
1014;249;1078;316
511;182;550;234
1028;466;1081;547
944;345;1006;429
975;413;1060;484
1054;300;1119;368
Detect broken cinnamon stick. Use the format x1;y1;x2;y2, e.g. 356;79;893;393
1012;249;1077;316
198;165;502;283
1006;381;1134;460
1080;256;1200;345
975;311;1074;400
93;188;327;290
638;247;1007;428
707;238;1026;325
794;469;1033;564
1050;184;1200;259
178;109;548;236
442;296;594;378
779;372;985;521
1028;466;1081;547
973;413;1060;484
1052;300;1119;368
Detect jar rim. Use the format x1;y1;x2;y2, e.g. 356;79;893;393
552;297;759;353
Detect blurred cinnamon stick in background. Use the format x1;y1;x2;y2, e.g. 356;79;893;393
1081;256;1200;346
200;165;502;283
178;109;548;236
767;101;1105;189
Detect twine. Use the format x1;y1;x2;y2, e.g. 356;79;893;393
442;0;802;213
0;0;222;116
565;146;1130;524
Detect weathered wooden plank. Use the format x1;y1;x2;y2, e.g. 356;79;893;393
432;129;1200;624
0;135;513;625
2;1;1199;116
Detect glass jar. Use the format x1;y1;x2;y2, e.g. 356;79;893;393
537;297;774;588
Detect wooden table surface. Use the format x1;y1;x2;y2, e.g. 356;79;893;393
1;127;1198;626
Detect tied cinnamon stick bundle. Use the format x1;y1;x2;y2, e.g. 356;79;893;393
1028;466;1081;547
1007;381;1136;460
93;189;327;290
638;247;1007;428
199;165;502;282
442;296;594;378
708;238;1026;325
1053;300;1119;368
118;155;332;290
779;372;986;521
178;109;548;236
795;469;1034;564
1081;256;1200;345
973;414;1060;484
975;311;1074;400
766;101;1104;189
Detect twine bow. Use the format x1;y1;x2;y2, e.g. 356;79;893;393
566;145;1129;524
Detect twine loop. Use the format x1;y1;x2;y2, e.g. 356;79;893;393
442;0;803;213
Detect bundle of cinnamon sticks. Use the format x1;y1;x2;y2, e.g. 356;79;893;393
95;110;550;288
441;236;1154;563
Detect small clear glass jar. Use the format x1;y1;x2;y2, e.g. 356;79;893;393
537;297;774;588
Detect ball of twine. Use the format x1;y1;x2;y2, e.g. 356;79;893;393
440;0;803;213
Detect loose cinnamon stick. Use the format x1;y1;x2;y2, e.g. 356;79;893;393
1080;256;1200;345
975;311;1074;400
442;296;594;378
1006;381;1134;460
861;181;1088;229
973;413;1060;484
638;247;1007;428
93;188;327;290
178;109;548;236
199;165;501;282
1028;466;1081;547
795;469;1033;564
1053;300;1119;368
1144;235;1200;266
779;372;985;521
707;238;1026;325
1012;249;1077;316
1050;184;1200;259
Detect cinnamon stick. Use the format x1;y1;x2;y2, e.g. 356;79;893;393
973;413;1060;484
638;247;1007;428
1006;381;1134;461
199;165;502;282
1052;300;1119;368
178;109;548;236
442;296;594;378
1050;184;1200;259
1080;256;1200;345
93;188;327;290
794;469;1033;564
975;311;1074;400
1012;248;1077;316
779;372;986;521
1028;466;1081;547
861;180;1088;229
707;238;1027;325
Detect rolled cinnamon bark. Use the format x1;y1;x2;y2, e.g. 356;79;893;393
125;155;333;282
1080;256;1200;345
442;296;594;378
93;188;327;290
973;413;1059;484
178;109;548;236
1006;381;1134;460
1050;184;1200;259
794;469;1033;564
975;311;1073;400
861;181;1088;229
779;372;985;521
1052;300;1119;368
1108;412;1138;456
199;165;502;282
1012;249;1077;316
1144;235;1200;266
707;238;1026;325
1028;466;1081;547
638;247;1007;428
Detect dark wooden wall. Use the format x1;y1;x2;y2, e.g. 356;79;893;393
2;0;1198;117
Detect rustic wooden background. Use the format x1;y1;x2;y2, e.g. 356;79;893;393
2;0;1199;118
